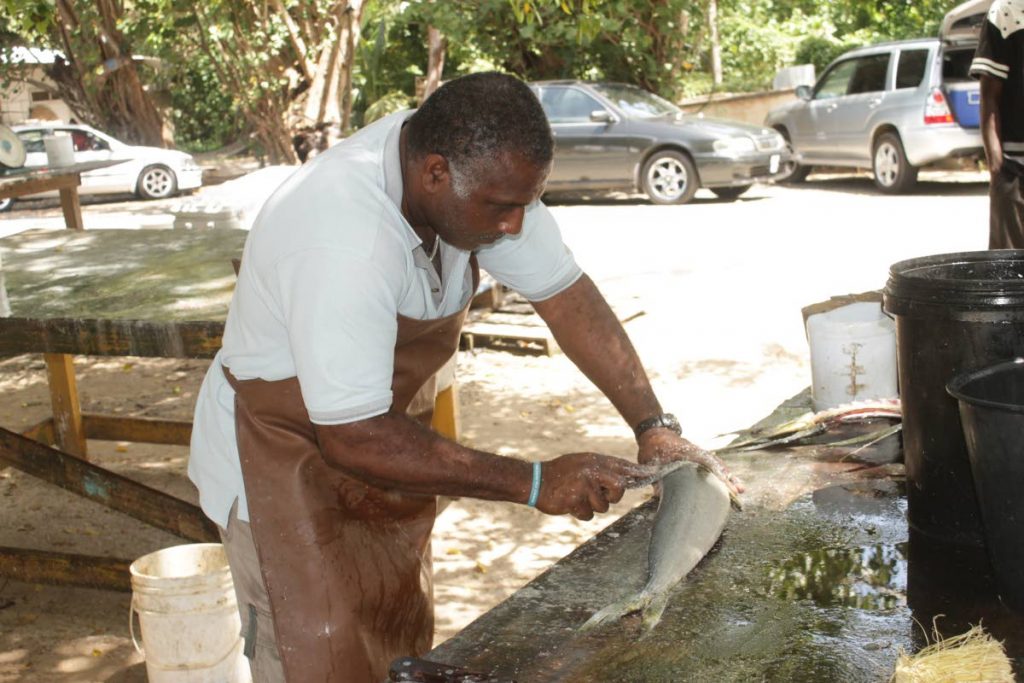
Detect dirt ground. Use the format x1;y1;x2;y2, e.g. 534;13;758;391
0;344;692;682
0;171;987;682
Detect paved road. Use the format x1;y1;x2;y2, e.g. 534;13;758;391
547;172;988;441
0;170;990;441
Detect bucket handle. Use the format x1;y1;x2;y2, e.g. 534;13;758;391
129;597;144;656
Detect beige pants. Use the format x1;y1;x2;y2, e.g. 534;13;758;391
218;501;286;683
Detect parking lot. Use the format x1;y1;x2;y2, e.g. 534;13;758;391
0;169;991;681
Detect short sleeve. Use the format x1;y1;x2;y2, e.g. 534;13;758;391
475;201;582;301
971;19;1011;80
274;248;402;424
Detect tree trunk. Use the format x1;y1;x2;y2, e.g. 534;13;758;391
422;25;446;104
339;0;365;132
708;0;722;86
93;0;169;146
301;3;346;126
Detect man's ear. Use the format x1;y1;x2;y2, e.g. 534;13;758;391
420;153;451;194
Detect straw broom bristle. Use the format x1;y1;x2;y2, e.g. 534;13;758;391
891;623;1014;683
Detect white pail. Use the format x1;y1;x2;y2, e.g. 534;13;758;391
806;301;898;410
44;134;75;167
130;543;251;683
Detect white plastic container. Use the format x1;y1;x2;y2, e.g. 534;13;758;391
806;301;898;410
130;543;251;683
44;134;75;167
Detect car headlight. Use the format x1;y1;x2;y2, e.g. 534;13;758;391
182;158;202;171
712;136;756;156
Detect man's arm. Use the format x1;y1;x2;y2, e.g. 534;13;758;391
314;412;651;520
530;274;742;494
980;73;1005;178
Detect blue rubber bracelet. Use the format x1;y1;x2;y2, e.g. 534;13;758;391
527;461;542;508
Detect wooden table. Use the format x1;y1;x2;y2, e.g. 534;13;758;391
0;160;125;231
0;227;461;590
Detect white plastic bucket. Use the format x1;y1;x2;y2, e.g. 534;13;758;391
130;543;251;683
806;301;898;410
44;134;74;167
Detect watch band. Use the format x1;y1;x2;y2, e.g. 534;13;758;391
634;413;682;440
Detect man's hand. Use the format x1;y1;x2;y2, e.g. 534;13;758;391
637;429;744;499
533;453;651;521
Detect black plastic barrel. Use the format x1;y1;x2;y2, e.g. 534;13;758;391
883;250;1024;547
947;359;1024;613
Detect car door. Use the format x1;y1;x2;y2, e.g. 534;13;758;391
825;53;891;162
793;55;889;162
535;85;636;188
58;128;124;193
16;129;48;168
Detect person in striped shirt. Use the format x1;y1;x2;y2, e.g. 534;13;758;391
971;0;1024;248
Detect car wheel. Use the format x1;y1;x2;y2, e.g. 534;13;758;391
773;132;810;184
778;155;811;184
872;133;918;193
641;150;699;205
137;164;178;200
0;197;12;212
710;185;751;200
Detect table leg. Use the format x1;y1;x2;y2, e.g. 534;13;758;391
44;353;87;458
431;384;459;441
58;186;84;231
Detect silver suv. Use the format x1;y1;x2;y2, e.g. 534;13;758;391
765;36;983;193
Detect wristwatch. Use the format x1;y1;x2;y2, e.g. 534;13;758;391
634;413;682;440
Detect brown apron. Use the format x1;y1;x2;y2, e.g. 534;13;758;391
224;261;478;683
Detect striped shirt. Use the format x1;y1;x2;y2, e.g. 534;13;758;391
971;0;1024;163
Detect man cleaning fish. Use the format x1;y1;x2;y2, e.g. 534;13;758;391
187;71;742;683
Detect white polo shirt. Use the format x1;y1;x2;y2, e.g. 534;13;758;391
188;111;582;527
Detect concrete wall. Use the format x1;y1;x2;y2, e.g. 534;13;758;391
678;89;798;128
1;66;74;126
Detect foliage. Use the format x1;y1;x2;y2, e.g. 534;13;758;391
0;0;970;151
794;36;859;76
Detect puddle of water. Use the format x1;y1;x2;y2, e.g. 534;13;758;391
433;480;1024;682
766;543;908;611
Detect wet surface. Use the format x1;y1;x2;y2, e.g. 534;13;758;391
430;479;1024;682
0;228;246;322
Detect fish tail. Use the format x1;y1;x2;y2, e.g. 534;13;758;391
639;592;671;633
578;591;652;632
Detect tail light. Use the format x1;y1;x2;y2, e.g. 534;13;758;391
924;88;955;125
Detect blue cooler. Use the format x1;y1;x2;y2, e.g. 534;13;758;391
946;82;981;128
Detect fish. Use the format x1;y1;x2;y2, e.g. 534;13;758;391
580;462;731;633
719;397;901;452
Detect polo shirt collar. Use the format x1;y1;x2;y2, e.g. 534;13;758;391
382;110;426;255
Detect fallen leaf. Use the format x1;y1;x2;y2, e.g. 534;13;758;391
445;548;461;556
475;561;488;574
122;363;134;372
115;443;129;453
91;649;103;658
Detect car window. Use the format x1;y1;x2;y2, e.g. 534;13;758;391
16;130;45;154
589;83;679;118
896;49;929;89
815;60;859;100
63;129;109;152
537;87;607;123
847;54;890;94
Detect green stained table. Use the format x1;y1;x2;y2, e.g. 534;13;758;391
0;227;462;591
0;228;246;590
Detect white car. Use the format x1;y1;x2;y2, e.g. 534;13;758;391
0;123;203;211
